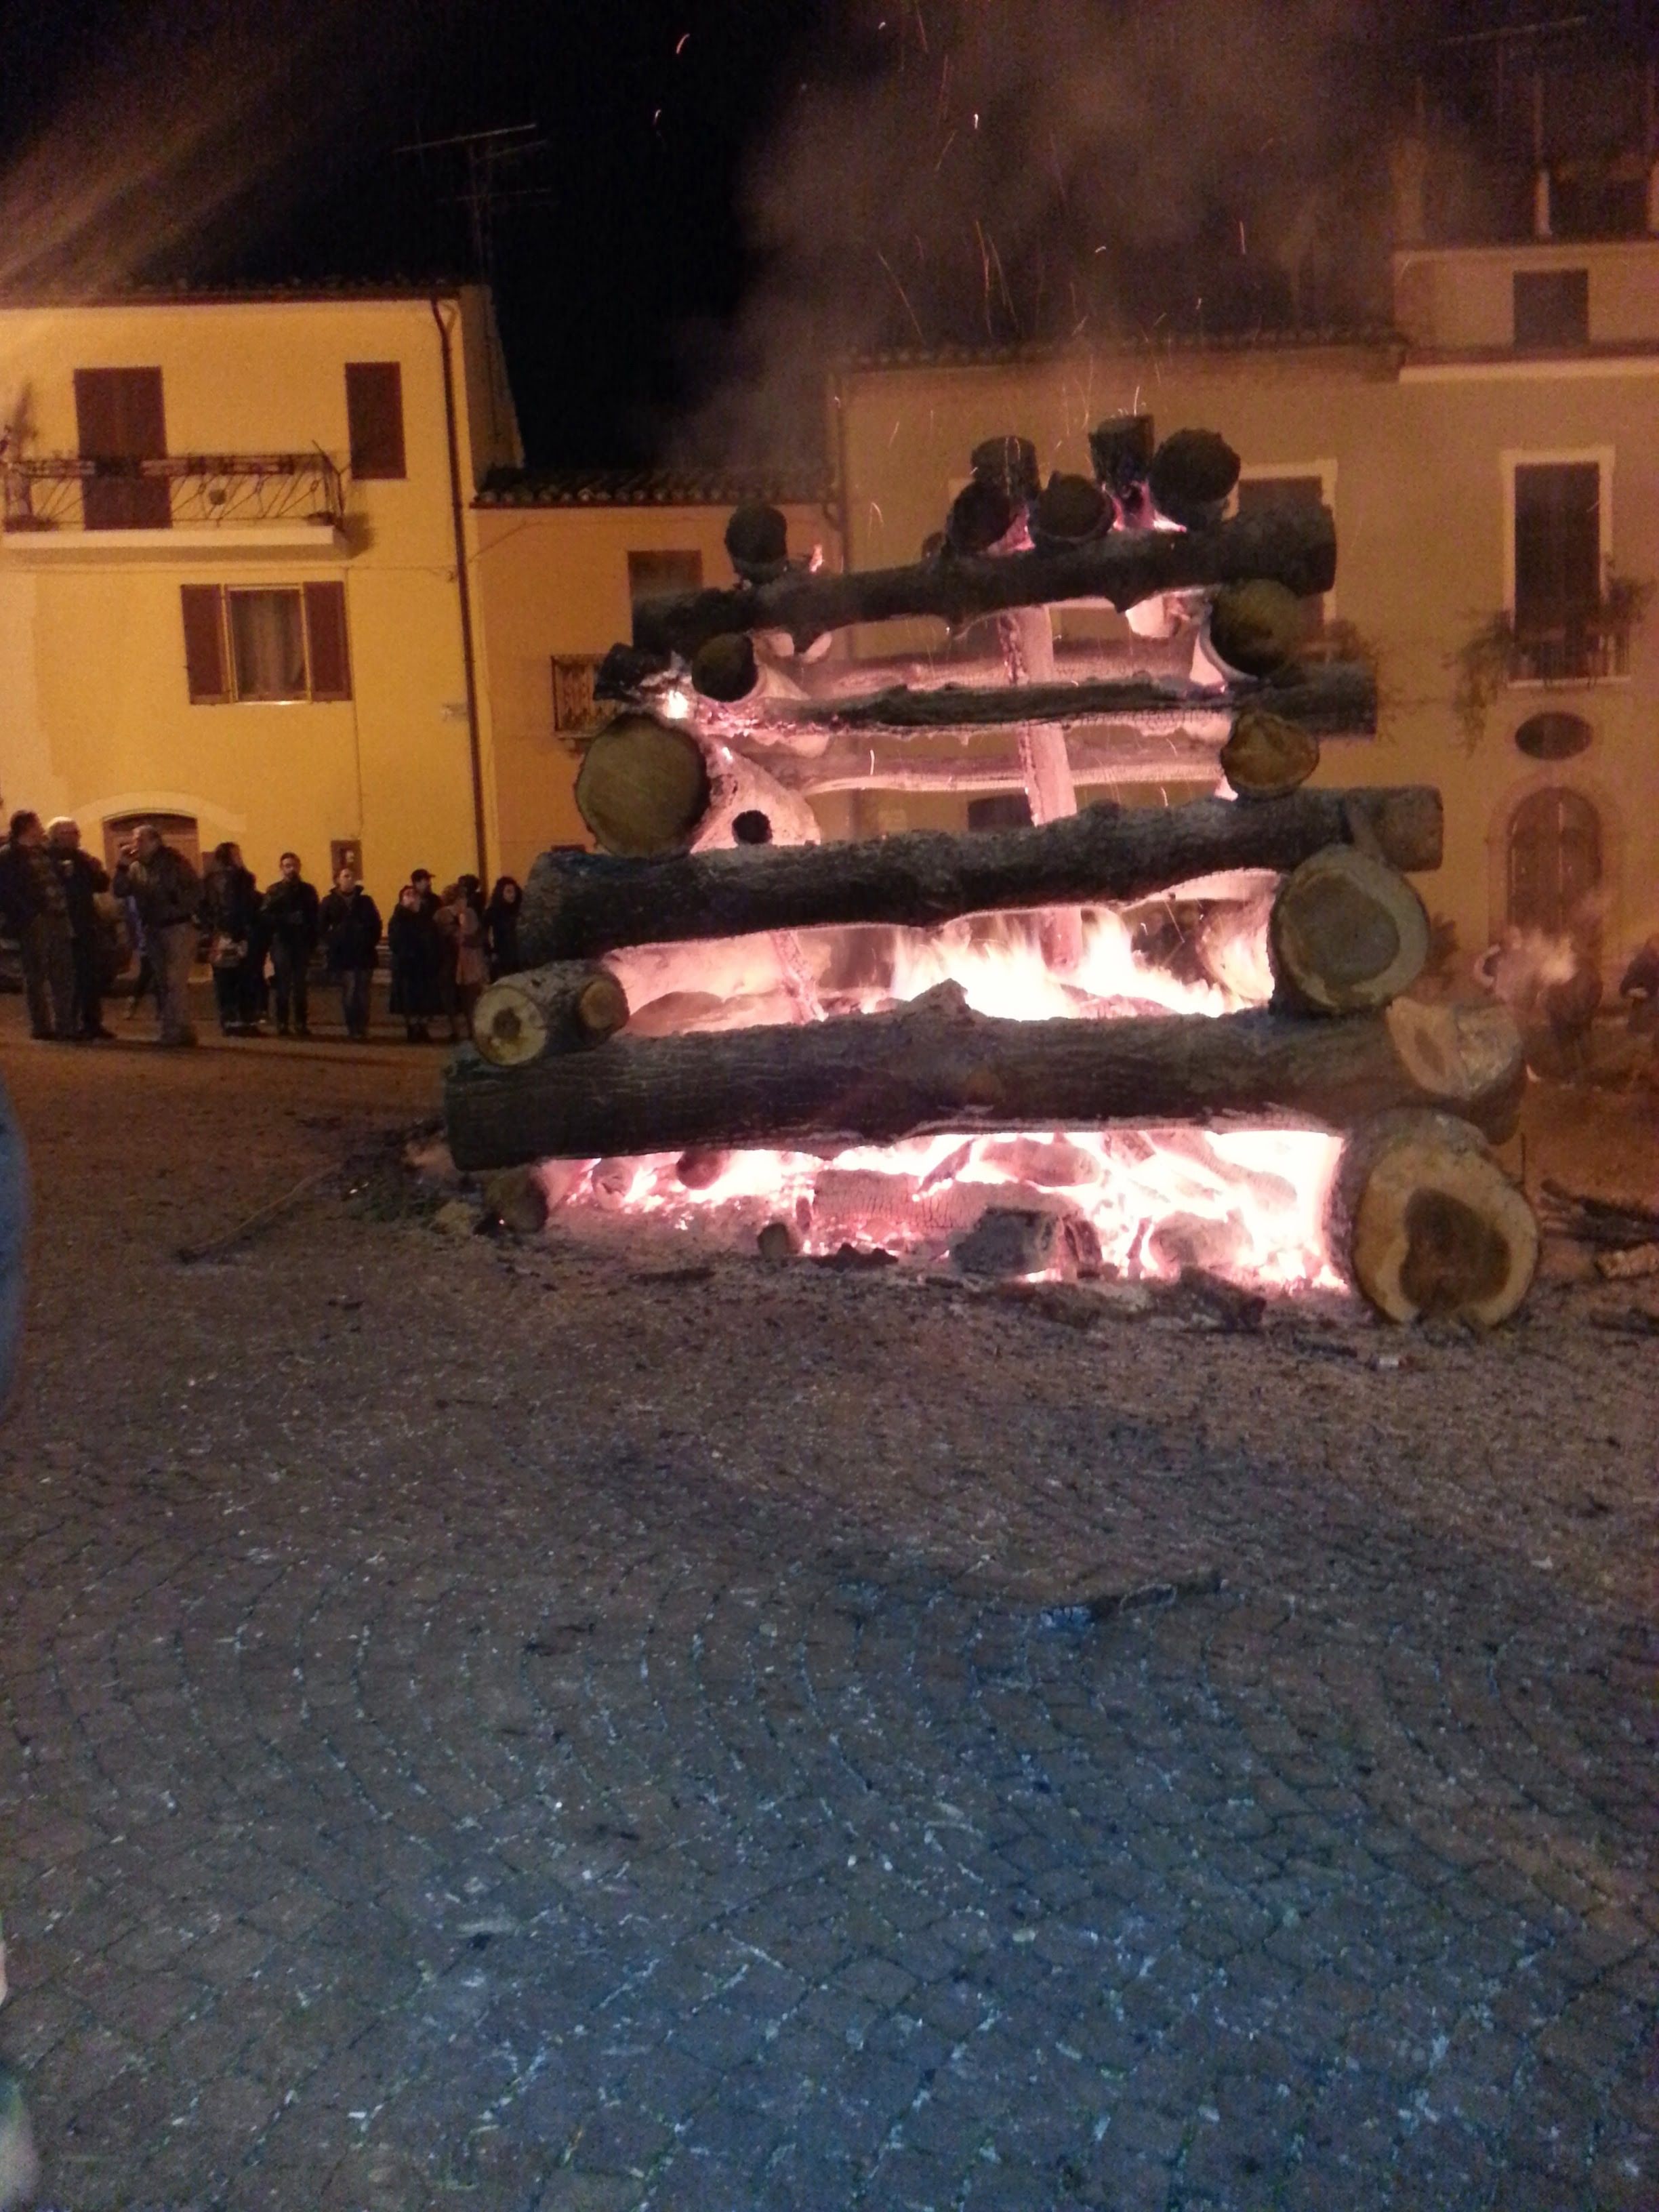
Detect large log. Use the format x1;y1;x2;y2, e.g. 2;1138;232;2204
443;987;1525;1170
1330;1109;1538;1324
631;505;1337;657
520;788;1443;965
721;663;1374;742
1269;848;1430;1015
574;716;822;857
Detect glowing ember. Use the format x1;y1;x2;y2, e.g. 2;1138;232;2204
541;909;1344;1291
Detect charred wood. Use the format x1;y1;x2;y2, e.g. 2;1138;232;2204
520;787;1443;965
443;987;1525;1170
630;505;1337;657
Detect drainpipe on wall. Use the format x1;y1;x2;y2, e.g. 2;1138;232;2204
431;294;489;884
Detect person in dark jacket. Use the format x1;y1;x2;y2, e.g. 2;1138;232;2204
45;818;113;1039
387;881;445;1041
111;823;200;1045
317;865;382;1040
485;876;524;981
201;842;263;1036
262;851;320;1038
0;811;76;1040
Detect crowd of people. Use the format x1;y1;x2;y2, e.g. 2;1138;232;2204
0;811;525;1048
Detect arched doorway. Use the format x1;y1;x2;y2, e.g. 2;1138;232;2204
1507;786;1601;936
102;812;200;876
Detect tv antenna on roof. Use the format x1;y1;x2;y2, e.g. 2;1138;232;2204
394;123;549;287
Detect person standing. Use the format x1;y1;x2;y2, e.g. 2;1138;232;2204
45;819;114;1039
437;876;489;1038
261;850;319;1038
318;865;382;1040
387;880;445;1042
112;823;201;1047
201;842;263;1036
0;811;77;1040
485;875;524;980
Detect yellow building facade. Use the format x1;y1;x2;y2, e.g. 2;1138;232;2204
471;472;838;884
830;236;1659;983
0;285;520;909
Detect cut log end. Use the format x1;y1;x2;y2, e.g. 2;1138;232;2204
1271;848;1430;1015
575;716;710;857
1333;1110;1538;1325
691;632;759;701
1208;581;1311;678
472;962;630;1069
1221;709;1320;799
1383;998;1525;1139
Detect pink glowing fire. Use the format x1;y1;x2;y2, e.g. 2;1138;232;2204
535;904;1345;1290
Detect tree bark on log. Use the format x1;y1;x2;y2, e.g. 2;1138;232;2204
1330;1109;1538;1324
472;962;629;1069
1269;848;1430;1015
718;663;1374;742
520;787;1443;965
631;505;1337;657
443;987;1525;1170
574;716;821;857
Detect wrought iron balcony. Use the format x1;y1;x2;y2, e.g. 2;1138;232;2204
1510;614;1633;686
1;451;346;534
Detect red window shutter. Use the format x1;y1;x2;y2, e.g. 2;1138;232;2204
180;586;228;702
345;363;406;480
304;581;352;700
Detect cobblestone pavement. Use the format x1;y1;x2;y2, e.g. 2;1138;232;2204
0;1009;1654;2211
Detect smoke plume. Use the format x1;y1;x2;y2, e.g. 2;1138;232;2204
672;0;1413;466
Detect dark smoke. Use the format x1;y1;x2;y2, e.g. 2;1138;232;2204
670;0;1416;468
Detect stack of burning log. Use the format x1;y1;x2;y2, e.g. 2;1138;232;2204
446;419;1538;1324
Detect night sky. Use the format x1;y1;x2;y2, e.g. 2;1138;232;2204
0;1;1651;470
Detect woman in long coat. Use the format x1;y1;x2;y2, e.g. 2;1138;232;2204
201;842;263;1035
387;882;445;1042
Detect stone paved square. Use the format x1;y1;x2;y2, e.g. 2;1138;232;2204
0;1007;1653;2209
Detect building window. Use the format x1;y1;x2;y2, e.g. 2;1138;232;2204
73;366;170;529
1513;270;1589;349
180;581;352;703
628;549;702;612
1512;461;1605;681
551;655;605;735
345;362;407;480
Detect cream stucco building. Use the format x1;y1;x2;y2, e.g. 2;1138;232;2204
827;232;1659;982
0;283;520;909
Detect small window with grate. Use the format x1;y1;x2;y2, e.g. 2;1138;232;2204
346;362;407;480
1513;270;1589;349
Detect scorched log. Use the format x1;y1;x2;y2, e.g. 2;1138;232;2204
443;987;1525;1170
520;787;1443;964
725;662;1375;741
762;734;1227;796
631;504;1337;657
471;961;629;1069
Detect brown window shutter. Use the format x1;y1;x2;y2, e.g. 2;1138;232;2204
76;367;170;529
345;362;406;480
180;586;228;702
303;581;352;700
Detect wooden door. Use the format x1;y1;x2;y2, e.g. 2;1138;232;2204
1507;786;1601;936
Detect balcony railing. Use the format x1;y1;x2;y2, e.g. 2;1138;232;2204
1510;615;1633;686
1;452;346;534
